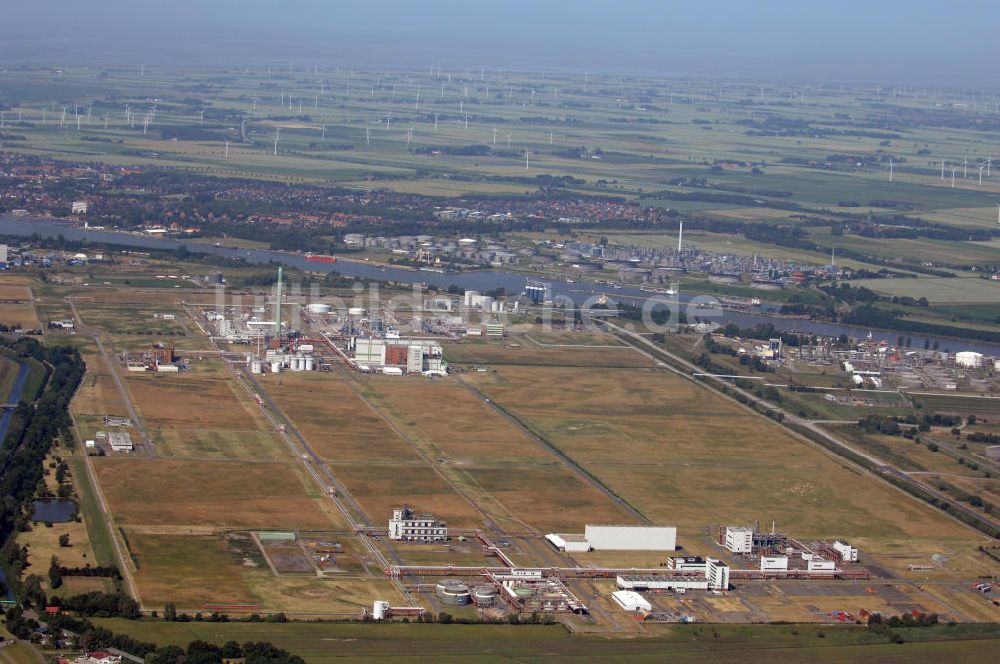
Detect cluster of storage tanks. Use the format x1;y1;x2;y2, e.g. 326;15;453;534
250;351;316;374
434;579;497;607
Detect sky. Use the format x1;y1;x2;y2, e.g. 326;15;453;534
2;0;997;86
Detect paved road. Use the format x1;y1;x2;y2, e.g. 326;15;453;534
67;298;154;454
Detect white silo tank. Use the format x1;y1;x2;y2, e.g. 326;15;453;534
306;302;332;314
293;356;303;371
956;351;984;368
993;358;1000;371
373;600;390;620
305;356;314;371
270;361;282;373
251;360;263;374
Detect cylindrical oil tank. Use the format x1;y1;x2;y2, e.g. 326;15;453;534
436;579;471;606
373;600;390;620
270;361;282;373
306;302;333;314
348;307;365;317
473;585;497;607
250;360;263;374
304;356;315;371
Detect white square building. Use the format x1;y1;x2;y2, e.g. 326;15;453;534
724;526;754;554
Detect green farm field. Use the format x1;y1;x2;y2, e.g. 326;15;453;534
90;618;1000;663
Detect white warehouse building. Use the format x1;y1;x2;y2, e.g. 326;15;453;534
547;525;677;552
611;590;652;613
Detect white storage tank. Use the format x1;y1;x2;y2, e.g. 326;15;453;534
306;303;333;314
270;361;282;373
373;600;390;620
956;351;984;368
304;356;315;371
250;360;263;374
994;358;1000;371
348;307;366;317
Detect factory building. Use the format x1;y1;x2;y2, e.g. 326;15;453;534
832;541;858;562
611;590;652;613
108;432;133;453
546;525;677;552
351;338;445;375
388;505;448;542
724;526;754;554
760;555;789;572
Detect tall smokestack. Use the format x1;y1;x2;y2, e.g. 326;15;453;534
677;220;683;253
275;266;283;339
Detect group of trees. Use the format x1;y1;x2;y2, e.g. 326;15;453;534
0;338;85;600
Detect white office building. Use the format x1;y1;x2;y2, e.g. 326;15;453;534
832;541;858;562
724;526;754;554
388;505;448;542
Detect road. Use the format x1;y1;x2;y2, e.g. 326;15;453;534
67;298;154;454
602;321;1000;538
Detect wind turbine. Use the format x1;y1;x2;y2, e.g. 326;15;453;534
889;158;894;182
525;151;530;170
365;127;371;146
492;127;497;145
941;160;945;180
979;165;984;185
951;167;956;188
988;154;993;177
199;109;204;125
964;156;968;179
273;127;280;156
224;139;230;158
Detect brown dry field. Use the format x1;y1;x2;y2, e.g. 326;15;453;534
0;302;39;328
370;379;637;531
126;531;258;607
445;339;654;368
465;361;988;548
369;379;551;464
73;353;128;416
460;466;638;532
332;462;484;529
266;372;418;462
0;284;32;299
125;363;264;430
94;458;342;530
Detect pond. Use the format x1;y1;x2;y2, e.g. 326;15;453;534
31;498;78;523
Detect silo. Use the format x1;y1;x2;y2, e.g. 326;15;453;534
304;356;315;371
473;585;497;607
436;579;472;606
373;600;390;620
250;360;263;374
270;361;282;373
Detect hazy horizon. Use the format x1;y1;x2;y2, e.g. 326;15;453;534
3;0;999;87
